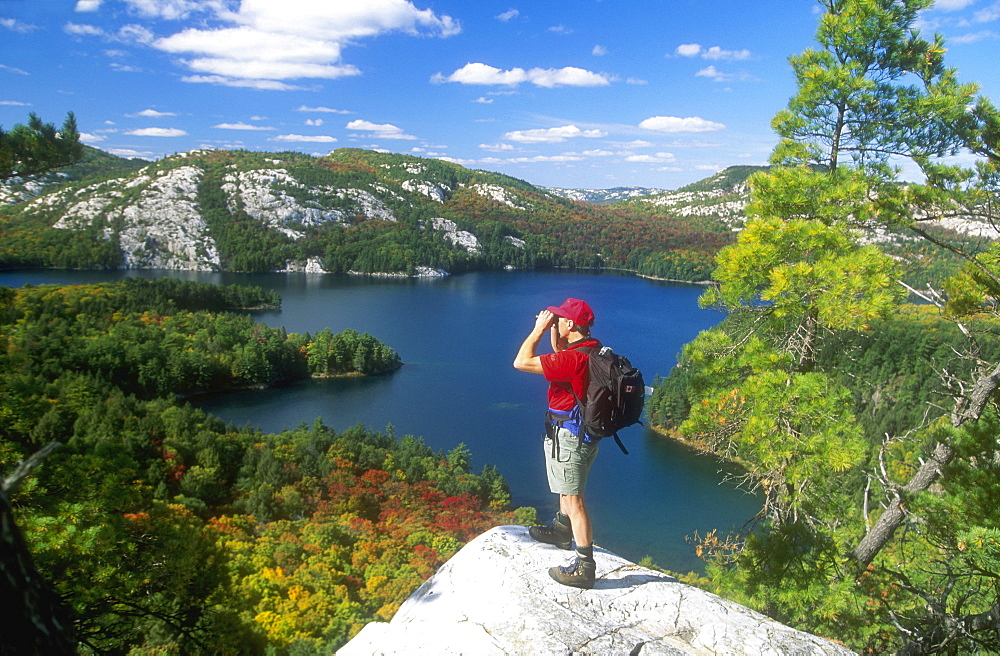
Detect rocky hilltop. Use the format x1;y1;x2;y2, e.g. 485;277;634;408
543;186;671;204
338;526;855;655
6;148;544;273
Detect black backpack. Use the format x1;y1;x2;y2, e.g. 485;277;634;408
572;343;645;454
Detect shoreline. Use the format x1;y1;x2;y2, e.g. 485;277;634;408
0;263;715;286
648;423;752;474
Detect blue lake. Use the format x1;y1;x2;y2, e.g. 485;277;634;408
0;268;760;573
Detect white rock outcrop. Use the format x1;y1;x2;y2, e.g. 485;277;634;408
44;166;220;270
505;235;526;249
338;526;855;656
221;168;400;237
422;217;481;254
113;166;220;270
280;257;328;273
402;179;450;202
638;186;749;229
471;183;528;210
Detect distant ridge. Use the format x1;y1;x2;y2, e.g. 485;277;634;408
542;185;670;204
0;147;736;281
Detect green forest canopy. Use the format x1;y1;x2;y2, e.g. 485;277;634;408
0;278;525;653
646;0;1000;653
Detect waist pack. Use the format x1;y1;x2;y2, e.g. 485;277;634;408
571;343;645;454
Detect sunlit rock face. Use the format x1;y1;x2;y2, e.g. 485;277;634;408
338;525;856;656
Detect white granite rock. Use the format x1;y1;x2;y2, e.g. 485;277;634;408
280;257;328;273
402;179;449;202
470;183;528;210
505;235;526;249
338;526;855;656
423;217;481;254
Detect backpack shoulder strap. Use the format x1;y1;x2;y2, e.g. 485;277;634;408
562;336;599;352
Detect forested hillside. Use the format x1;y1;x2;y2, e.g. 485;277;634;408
0;147;734;282
2;144;989;288
645;0;1000;653
0;278;520;653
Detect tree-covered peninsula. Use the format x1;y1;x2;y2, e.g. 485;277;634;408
0;278;521;653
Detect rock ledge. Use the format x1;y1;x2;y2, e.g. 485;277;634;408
338;525;855;655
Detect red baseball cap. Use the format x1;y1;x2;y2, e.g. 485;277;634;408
547;298;595;327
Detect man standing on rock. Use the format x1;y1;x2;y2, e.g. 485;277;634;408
513;298;600;589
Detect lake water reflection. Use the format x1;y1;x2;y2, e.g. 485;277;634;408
1;268;761;573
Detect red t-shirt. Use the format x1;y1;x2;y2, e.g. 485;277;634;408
540;338;598;411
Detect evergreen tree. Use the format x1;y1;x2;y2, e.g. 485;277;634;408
0;112;83;181
674;0;1000;651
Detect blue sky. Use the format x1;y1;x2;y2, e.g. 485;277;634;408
1;0;997;190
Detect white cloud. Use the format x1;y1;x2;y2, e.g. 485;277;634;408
592;45;608;56
625;152;676;163
117;23;154;44
156;27;359;81
479;142;515;152
974;3;1000;23
108;147;155;159
126;127;188;137
433;62;527;85
65;22;105;37
305;118;323;126
500;154;585;163
496;9;519;22
638;116;725;133
502;125;607;143
149;1;459;88
695;66;755;83
934;0;976;10
64;20;153;44
271;134;338;143
435;155;477;166
80;132;106;143
702;46;751;61
473;97;494;104
297;105;352;114
950;29;999;43
0;100;31;105
0;65;30;76
128;109;177;118
432;62;610;87
123;0;219;20
1;18;37;33
346;119;417;140
110;62;142;72
529;67;609;88
214;122;274;130
675;43;750;61
181;75;300;90
75;0;101;12
548;25;572;35
696;65;727;81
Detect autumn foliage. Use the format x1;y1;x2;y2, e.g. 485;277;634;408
0;279;520;654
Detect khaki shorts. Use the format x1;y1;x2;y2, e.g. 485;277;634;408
543;426;599;496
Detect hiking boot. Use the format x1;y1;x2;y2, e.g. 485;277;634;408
529;516;573;550
549;557;596;589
